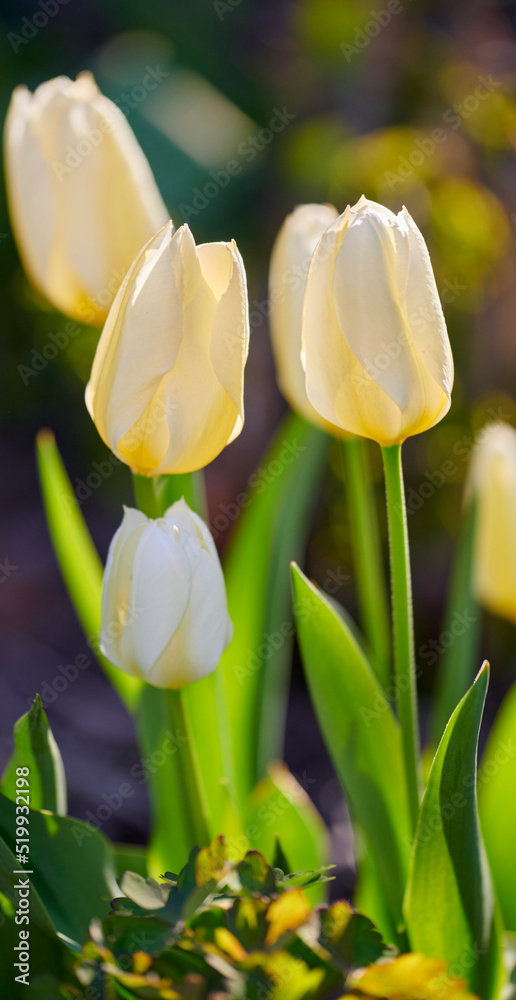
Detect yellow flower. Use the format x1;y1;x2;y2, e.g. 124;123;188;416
468;421;516;623
4;72;168;325
86;222;249;475
101;500;233;688
269;203;345;433
302;196;454;445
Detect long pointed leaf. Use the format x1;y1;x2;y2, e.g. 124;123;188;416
36;430;141;711
219;413;329;808
291;563;411;934
404;663;501;998
1;695;67;815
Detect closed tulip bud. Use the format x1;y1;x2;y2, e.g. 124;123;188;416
4;73;168;326
302;196;454;445
468;422;516;624
86;222;249;475
101;500;233;688
269;203;343;432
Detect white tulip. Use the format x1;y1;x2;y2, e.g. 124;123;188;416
101;500;233;688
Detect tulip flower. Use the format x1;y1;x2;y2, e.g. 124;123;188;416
86;222;249;475
101;500;233;688
269;203;341;430
4;72;168;325
302;196;454;446
468;422;516;624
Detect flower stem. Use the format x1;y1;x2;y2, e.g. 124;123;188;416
165;688;211;848
341;436;391;688
132;473;160;518
381;443;421;831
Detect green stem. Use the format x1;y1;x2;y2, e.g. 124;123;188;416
381;443;421;831
165;688;210;847
342;436;391;688
132;473;160;518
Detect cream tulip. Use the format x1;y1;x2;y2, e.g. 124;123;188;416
269;203;341;431
468;422;516;624
86;222;249;475
100;500;233;688
302;196;454;446
4;72;168;325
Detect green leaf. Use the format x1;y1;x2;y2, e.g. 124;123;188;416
118;872;166;909
0;831;74;994
479;679;516;931
319;900;385;973
219;414;329;807
404;663;501;998
237;851;276;895
244;763;329;905
36;430;141;712
1;696;67;815
429;501;480;750
291;564;411;931
0;793;118;944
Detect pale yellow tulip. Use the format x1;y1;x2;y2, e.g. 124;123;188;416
269;203;344;433
302;196;454;445
469;421;516;623
4;72;168;325
86;222;249;475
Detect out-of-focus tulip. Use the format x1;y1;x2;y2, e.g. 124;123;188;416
4;72;168;325
101;500;233;688
86;222;249;475
468;422;516;624
269;203;344;432
302;196;454;446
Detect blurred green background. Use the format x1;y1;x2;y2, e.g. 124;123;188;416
1;0;516;881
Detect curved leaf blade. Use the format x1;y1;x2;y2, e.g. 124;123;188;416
219;414;329;807
404;663;501;998
1;696;67;815
291;564;411;931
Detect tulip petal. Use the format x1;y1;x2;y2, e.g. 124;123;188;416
87;222;180;459
121;521;192;680
396;208;454;397
100;507;149;671
149;537;231;688
148;499;231;687
197;240;233;300
208;240;249;429
269;203;339;429
471;423;516;623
